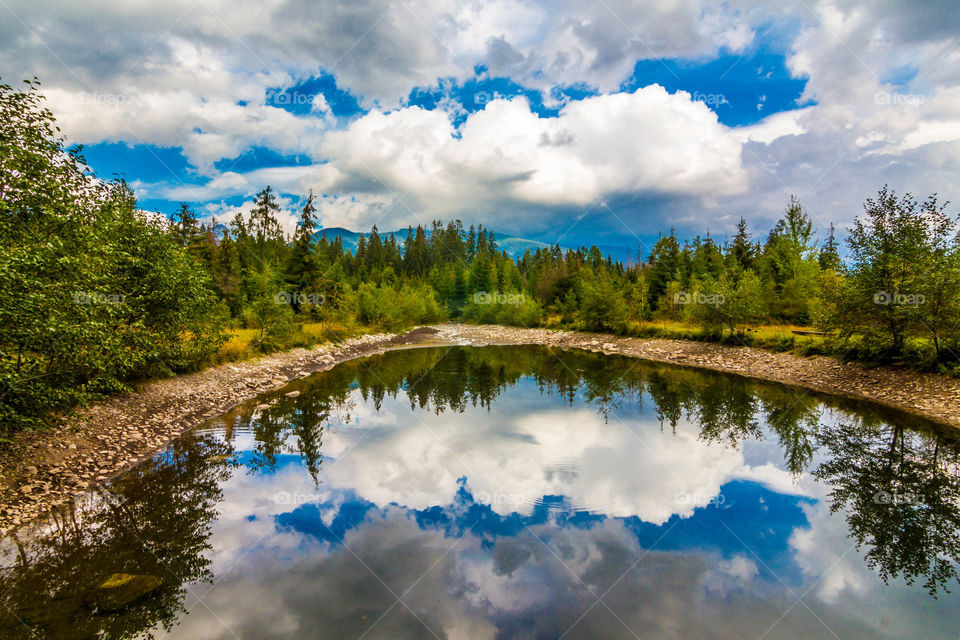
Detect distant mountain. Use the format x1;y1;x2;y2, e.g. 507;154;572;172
495;236;554;258
315;226;639;263
593;243;642;265
316;226;555;259
315;227;371;253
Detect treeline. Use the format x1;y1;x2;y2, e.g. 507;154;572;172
3;79;960;434
184;183;960;371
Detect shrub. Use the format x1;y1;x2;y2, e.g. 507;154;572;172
579;273;629;332
344;282;446;331
462;291;543;327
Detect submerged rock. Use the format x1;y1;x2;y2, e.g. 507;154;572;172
86;573;163;612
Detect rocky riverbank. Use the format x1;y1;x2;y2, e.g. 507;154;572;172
0;331;422;536
3;323;960;536
434;324;960;427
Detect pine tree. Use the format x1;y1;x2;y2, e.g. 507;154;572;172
214;229;243;314
172;203;199;248
730;217;755;271
819;223;842;272
248;186;286;273
285;192;319;312
646;231;682;308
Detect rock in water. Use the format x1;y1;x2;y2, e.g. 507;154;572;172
284;390;300;398
86;573;163;611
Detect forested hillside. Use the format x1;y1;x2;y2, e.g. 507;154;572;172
3;80;960;434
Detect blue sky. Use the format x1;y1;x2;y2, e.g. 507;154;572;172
3;0;958;252
273;478;813;588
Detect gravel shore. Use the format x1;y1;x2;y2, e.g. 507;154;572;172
3;323;959;536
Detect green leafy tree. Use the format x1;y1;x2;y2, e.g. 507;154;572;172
833;187;934;355
761;196;820;323
689;270;765;336
0;80;226;433
579;269;629;332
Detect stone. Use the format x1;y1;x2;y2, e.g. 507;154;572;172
86;573;163;611
284;391;300;398
255;404;270;411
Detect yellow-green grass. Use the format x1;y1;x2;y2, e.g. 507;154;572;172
213;321;365;364
214;316;830;366
628;320;829;350
541;314;826;342
212;329;258;363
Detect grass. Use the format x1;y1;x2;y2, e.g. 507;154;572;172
627;320;831;353
214;316;959;376
542;316;958;373
213;329;258;363
211;320;364;365
542;314;833;356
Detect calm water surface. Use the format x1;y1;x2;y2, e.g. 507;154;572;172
2;346;959;639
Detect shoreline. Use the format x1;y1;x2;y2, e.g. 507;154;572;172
3;323;960;537
433;324;960;428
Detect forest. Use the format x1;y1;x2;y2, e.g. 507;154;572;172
3;79;960;434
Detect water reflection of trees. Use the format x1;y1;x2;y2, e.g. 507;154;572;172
639;361;960;595
4;346;958;640
815;419;960;595
0;432;234;639
237;345;960;595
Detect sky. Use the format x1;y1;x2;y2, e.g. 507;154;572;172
2;0;959;251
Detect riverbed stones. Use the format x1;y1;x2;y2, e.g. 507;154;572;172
86;573;163;611
0;331;402;537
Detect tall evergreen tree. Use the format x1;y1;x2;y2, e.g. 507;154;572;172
819;223;842;272
730;217;756;271
285;191;319;312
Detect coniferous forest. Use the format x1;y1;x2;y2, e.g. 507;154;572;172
3;79;960;434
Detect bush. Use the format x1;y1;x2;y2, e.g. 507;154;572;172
462;291;543;327
243;298;295;352
0;81;229;433
579;273;629;333
344;282;446;331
